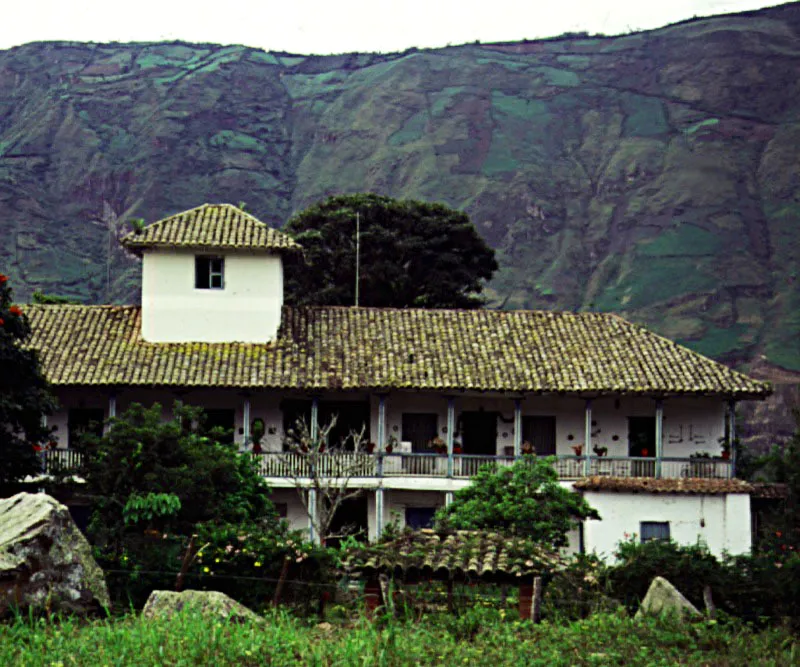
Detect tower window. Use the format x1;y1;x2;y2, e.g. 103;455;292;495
195;256;224;289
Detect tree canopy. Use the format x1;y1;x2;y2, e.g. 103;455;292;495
0;273;56;487
75;402;277;547
284;193;498;309
435;457;600;548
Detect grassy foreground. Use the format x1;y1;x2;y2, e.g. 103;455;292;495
1;608;797;666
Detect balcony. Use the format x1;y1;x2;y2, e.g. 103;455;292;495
41;450;733;481
252;452;732;481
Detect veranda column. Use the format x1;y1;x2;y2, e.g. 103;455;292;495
583;399;592;476
242;395;251;450
310;396;319;441
655;399;664;479
375;488;385;540
375;394;387;538
308;396;320;544
728;399;737;478
105;392;117;436
446;396;455;478
513;398;522;458
308;487;318;545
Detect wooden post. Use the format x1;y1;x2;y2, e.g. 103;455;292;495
513;398;522;458
655;399;664;479
583;399;592;476
446;579;455;614
519;580;533;619
308;488;318;545
175;534;198;592
375;488;385;540
364;577;381;617
703;585;716;619
272;556;291;607
242;395;251;449
532;576;543;624
446;397;455;478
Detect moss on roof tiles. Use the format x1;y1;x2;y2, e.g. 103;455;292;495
24;304;771;396
121;203;300;254
341;529;563;581
574;476;754;494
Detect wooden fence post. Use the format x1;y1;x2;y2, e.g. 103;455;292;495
532;576;543;624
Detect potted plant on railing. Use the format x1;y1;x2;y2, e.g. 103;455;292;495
384;435;398;454
430;436;447;455
592;444;608;457
571;443;583;457
453;442;463;455
250;417;265;455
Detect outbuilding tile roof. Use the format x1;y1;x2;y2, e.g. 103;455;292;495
341;529;562;581
24;304;771;397
120;203;300;254
574;476;754;494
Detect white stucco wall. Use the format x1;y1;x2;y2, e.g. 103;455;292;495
141;248;284;343
581;491;752;560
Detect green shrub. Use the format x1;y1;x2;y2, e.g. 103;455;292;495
607;538;728;613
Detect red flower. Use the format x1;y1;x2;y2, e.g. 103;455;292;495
0;318;4;327
0;274;7;284
9;305;22;316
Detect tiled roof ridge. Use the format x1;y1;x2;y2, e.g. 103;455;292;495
120;202;300;252
574;476;755;494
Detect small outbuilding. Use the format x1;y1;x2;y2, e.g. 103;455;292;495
341;529;563;619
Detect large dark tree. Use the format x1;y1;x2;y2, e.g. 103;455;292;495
0;273;56;488
284;194;498;308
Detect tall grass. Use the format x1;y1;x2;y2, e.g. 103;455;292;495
2;607;797;666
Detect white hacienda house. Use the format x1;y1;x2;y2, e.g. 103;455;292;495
27;203;770;559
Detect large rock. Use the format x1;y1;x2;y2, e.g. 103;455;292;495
142;590;264;624
635;576;701;620
0;492;110;615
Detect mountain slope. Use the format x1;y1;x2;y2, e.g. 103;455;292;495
1;4;799;443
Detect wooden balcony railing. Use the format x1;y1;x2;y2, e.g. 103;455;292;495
41;450;732;481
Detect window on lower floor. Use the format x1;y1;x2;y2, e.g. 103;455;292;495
68;408;105;447
405;507;437;530
402;413;439;452
195;256;224;289
640;521;670;543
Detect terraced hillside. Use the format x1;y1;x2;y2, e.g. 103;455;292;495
1;4;799;443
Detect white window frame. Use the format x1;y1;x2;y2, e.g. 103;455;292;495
195;255;225;290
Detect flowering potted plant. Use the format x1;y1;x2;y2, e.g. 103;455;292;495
430;436;447;455
571;443;583;456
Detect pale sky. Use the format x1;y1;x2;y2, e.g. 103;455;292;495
0;1;785;55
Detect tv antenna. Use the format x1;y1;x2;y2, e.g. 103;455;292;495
355;211;360;307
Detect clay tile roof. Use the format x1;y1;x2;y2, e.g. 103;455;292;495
750;483;789;499
24;305;772;395
574;476;754;494
341;529;563;581
120;203;300;254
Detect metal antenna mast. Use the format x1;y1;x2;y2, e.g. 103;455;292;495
355;211;360;307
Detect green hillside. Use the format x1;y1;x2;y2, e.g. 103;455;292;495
1;4;799;423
